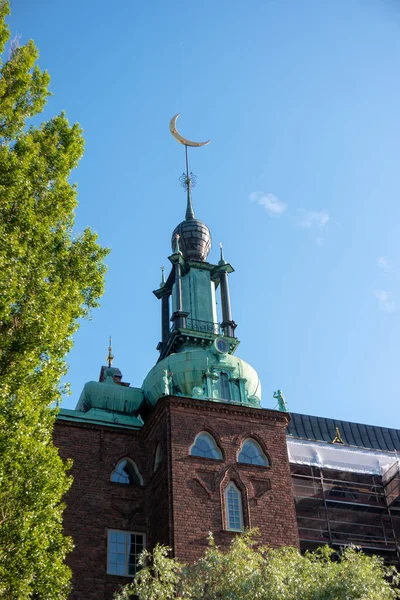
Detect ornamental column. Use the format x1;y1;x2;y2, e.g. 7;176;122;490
170;234;188;330
159;267;170;343
218;244;236;338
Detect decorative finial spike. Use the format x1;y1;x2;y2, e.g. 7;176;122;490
185;187;195;220
170;115;210;222
219;242;226;265
160;266;166;287
174;234;181;255
179;144;196;220
107;336;114;367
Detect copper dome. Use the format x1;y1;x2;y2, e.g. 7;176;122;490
171;218;211;262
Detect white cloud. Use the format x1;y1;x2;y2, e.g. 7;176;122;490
249;191;287;216
373;289;397;313
376;256;394;271
296;209;329;244
297;209;329;229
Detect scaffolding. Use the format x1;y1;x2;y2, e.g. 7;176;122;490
291;464;399;561
383;460;400;552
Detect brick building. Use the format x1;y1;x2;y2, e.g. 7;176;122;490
55;126;400;598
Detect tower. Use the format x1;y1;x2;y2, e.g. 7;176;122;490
54;116;299;600
137;117;297;561
144;116;261;409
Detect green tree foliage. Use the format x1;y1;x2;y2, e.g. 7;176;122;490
116;545;182;600
115;532;400;600
0;2;108;597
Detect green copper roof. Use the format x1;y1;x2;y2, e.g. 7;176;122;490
76;367;144;416
143;346;261;407
58;407;143;429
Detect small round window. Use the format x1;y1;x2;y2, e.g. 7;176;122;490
216;338;228;353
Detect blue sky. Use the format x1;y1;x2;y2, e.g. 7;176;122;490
9;0;400;427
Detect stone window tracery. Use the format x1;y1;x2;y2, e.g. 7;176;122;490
110;459;143;485
238;439;269;466
190;431;222;460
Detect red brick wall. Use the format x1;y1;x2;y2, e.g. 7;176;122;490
54;423;148;599
54;397;298;599
166;397;299;562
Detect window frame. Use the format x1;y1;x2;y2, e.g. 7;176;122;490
219;371;231;401
107;529;146;577
110;458;144;486
237;438;269;467
224;481;244;532
189;431;223;460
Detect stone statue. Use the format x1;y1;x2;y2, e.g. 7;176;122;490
191;386;204;398
273;389;288;412
162;370;172;396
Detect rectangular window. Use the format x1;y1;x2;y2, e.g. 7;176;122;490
220;372;231;401
107;530;145;577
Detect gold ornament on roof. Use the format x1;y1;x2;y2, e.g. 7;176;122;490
332;427;345;444
169;114;210;147
107;336;114;367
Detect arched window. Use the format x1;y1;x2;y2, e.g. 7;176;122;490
238;439;269;466
154;443;163;472
219;372;231;401
111;459;143;485
190;432;222;460
224;482;244;531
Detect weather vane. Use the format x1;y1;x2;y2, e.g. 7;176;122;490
169;114;210;199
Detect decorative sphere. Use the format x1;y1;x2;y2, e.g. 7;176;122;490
172;219;212;262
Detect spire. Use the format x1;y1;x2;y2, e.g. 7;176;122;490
185;187;195;220
179;145;196;220
106;336;114;367
170;114;210;222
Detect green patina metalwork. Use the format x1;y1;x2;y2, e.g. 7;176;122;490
58;408;143;429
273;389;288;412
180;266;218;325
64;163;265;426
142;346;261;407
76;367;144;416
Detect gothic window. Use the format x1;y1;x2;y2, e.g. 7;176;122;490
107;530;145;576
190;432;222;460
110;459;143;485
154;443;163;472
238;439;269;466
219;372;231;401
224;482;244;531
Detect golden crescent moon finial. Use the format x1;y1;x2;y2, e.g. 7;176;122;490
170;114;210;147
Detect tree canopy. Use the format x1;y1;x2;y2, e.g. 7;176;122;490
0;1;108;597
115;532;400;600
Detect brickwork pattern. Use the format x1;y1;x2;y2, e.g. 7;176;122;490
54;397;298;599
167;397;299;562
